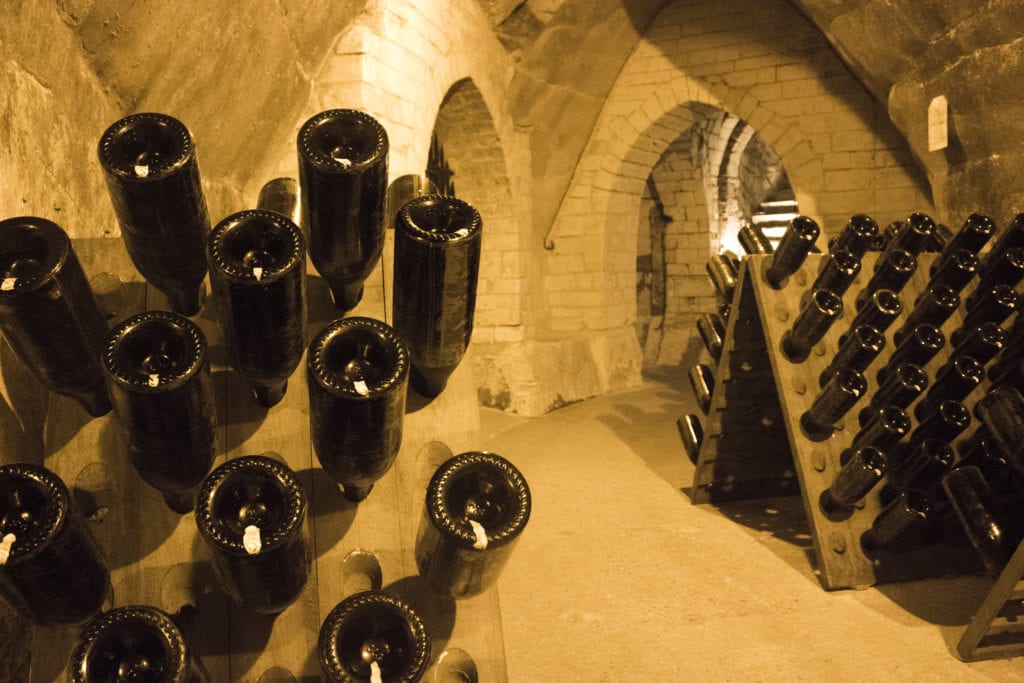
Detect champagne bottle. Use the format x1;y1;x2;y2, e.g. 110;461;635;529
0;217;111;416
886;212;936;255
71;605;210;682
677;414;704;465
948;322;1005;368
318;590;430;683
830;214;878;258
930;212;995;276
781;289;843;363
957;284;1018;340
981;213;1024;275
0;463;109;625
416;452;531;599
819;324;884;388
738;224;773;255
706;254;738;304
840;405;910;466
819;446;887;520
208;210;306;407
913;356;983;421
892;284;959;346
800;367;867;440
860;363;927;426
886;438;954;499
765;216;819;288
810;249;861;298
926;248;979;295
942;466;1014;575
298;109;389;311
102;311;216;513
195;455;310;614
972;386;1024;478
688;364;715;415
876;324;944;384
393;195;482;397
861;490;931;556
98;113;210;316
856;249;916;309
910;399;970;446
697;312;727;363
256;177;301;227
969;246;1024;307
307;317;409;502
845;289;902;341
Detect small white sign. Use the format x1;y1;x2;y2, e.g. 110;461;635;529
928;95;949;151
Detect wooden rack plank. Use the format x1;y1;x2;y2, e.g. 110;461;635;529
958;538;1024;661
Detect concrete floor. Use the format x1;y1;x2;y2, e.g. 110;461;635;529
484;366;1021;682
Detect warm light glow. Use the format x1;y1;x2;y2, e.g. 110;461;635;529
752;212;799;224
718;217;743;255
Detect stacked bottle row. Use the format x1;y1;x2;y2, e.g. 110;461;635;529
769;211;1024;576
1;450;530;679
0;110;528;677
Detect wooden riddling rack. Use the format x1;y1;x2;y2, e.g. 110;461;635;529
692;249;1021;591
2;236;505;681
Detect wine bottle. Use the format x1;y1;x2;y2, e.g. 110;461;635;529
892;284;959;346
861;490;931;556
195;455;309;614
930;212;995;276
308;317;409;502
677;414;704;465
885;213;936;255
969;246;1024;308
0;217;111;416
840;405;910;465
688;364;715;415
942;466;1014;575
98;113;210;316
928;221;953;253
800;367;867;440
298;109;389;311
706;254;738;304
876;324;944;384
856;249;916;309
956;431;1016;495
738;224;773;255
845;289;902;341
0;463;109;625
384;174;438;231
972;386;1024;478
765;216;819;288
909;399;970;446
71;605;210;682
926;248;979;295
981;213;1024;275
948;322;1005;368
416;451;531;599
102;311;216;513
697;313;726;363
913;356;983;421
810;249;861;298
393;195;482;397
860;362;927;426
819;446;887;520
988;351;1024;389
256;177;301;227
957;284;1018;341
208;210;306;407
830;214;878;259
781;289;843;363
819;324;884;388
886;437;954;498
318;590;430;683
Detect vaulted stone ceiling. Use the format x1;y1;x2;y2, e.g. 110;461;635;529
490;0;1024;225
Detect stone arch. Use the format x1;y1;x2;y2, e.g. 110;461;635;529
431;78;525;344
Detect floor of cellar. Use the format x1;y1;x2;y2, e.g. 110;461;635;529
483;365;1021;682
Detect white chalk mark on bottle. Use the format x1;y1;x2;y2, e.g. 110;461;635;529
469;519;488;550
134;164;150;178
354;380;369;396
455;228;470;238
243;524;262;555
0;533;16;566
253;266;263;281
369;660;382;683
1;278;16;291
148;373;160;387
